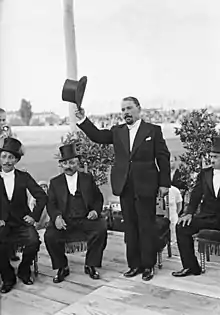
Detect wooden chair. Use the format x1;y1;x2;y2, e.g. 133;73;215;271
193;229;220;273
12;243;39;276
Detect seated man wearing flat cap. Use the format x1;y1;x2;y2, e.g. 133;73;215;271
172;136;220;277
44;143;107;283
0;137;47;293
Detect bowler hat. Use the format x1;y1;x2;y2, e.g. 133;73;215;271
62;76;87;109
0;137;24;160
211;136;220;153
59;143;80;162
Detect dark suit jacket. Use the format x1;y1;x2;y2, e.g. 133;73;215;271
0;169;47;223
78;118;171;197
186;167;220;222
47;171;104;223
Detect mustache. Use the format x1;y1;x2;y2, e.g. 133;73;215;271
64;168;73;172
124;114;132;118
3;163;12;166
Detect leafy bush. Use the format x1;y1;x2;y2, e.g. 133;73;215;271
57;130;114;186
175;108;218;190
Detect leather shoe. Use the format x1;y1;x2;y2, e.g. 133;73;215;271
84;265;100;280
123;268;143;278
172;267;202;277
1;280;16;294
142;268;154;281
18;274;34;285
53;267;70;283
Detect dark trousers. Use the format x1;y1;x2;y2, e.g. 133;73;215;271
176;216;220;270
44;218;107;270
120;180;158;269
0;224;40;283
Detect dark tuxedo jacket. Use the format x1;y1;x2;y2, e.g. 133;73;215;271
78;118;171;197
47;171;104;223
186;167;220;222
0;169;47;224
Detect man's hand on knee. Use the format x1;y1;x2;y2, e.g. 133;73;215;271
0;220;5;227
177;214;192;227
55;215;67;230
87;210;98;220
23;215;35;225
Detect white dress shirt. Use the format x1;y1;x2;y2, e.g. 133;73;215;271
127;119;142;151
213;169;220;197
65;172;78;195
1;169;15;200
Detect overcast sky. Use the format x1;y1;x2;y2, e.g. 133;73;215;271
1;0;220;116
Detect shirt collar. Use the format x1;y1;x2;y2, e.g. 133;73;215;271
127;119;142;130
64;172;78;180
213;168;220;175
0;169;15;178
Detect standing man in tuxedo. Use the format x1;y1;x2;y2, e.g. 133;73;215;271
172;136;220;277
75;96;171;281
0;137;47;293
44;143;107;283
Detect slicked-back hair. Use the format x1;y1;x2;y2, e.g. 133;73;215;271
122;96;141;109
0;108;6;114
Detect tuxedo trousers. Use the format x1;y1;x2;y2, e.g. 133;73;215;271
44;218;107;270
0;224;40;282
120;178;158;269
176;216;220;270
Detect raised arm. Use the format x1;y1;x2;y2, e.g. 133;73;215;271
76;108;113;144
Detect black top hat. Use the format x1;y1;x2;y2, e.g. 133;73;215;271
62;76;87;109
59;143;80;162
0;137;24;160
211;136;220;153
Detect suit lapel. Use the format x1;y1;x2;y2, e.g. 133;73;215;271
205;168;215;196
11;169;19;202
57;173;69;205
78;172;89;207
130;120;151;158
0;176;8;200
118;124;130;156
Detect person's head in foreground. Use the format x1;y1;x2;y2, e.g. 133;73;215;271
58;143;80;176
0;137;24;173
121;96;141;125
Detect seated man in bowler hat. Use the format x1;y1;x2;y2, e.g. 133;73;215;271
44;142;107;283
0;137;47;293
172;136;220;277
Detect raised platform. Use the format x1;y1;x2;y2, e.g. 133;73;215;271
1;231;220;315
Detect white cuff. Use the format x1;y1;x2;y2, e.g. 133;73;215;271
77;116;87;125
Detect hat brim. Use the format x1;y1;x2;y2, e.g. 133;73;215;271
76;76;87;108
62;76;87;110
0;148;22;160
58;154;80;163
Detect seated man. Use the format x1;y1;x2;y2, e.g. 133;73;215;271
0;108;20;261
172;136;220;277
44;142;107;283
0;137;47;293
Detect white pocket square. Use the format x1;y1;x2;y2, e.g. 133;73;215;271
145;136;152;141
